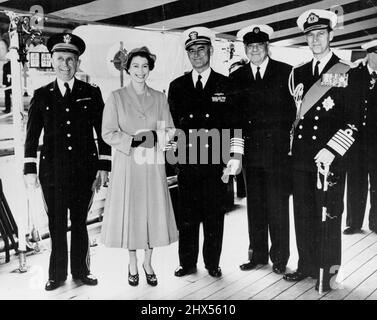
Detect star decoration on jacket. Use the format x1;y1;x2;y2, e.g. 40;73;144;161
322;96;335;111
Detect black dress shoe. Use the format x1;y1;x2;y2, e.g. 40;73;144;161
174;266;197;277
283;270;308;282
45;279;63;291
343;227;361;235
73;274;98;286
272;264;286;274
239;260;260;271
208;266;222;278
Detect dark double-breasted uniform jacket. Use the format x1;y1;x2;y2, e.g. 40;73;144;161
24;78;111;186
230;59;295;169
290;53;358;281
229;58;295;265
2;60;11;112
23;78;111;281
345;63;377;230
168;69;238;269
291;54;358;172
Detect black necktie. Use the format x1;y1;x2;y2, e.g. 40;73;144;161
196;74;203;91
64;82;71;99
314;61;320;78
255;67;262;82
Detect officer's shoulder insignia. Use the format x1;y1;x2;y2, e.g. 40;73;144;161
292;60;310;71
90;82;98;87
340;58;366;69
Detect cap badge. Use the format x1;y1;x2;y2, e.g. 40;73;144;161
307;13;319;24
63;34;72;44
189;31;198;40
253;27;260;33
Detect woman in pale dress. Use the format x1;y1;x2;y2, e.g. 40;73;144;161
101;46;178;286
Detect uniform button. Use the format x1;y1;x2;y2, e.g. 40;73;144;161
299;125;303;129
189;114;193;118
66;108;69;112
84;106;87;109
93;153;96;156
248;120;251;124
298;135;302;139
363;122;366;126
313;126;318;130
68;146;72;150
205;144;209;148
300;117;304;120
46;107;49;110
67;133;71;137
66;120;71;125
189;143;192;147
189;129;193;133
312;136;317;140
365;100;368;103
42;156;45;159
314;116;319;120
316;106;321;110
364;115;367;118
205;113;209;118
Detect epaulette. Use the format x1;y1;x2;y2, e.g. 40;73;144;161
340;58;367;69
292;60;310;69
91;83;98;87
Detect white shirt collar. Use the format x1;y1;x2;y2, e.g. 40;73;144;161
250;57;269;79
192;67;211;88
367;64;377;75
313;51;333;75
57;77;75;96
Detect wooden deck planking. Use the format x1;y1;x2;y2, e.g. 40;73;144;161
227;271;283;300
344;270;377;300
321;254;377;300
1;199;377;300
204;265;269;300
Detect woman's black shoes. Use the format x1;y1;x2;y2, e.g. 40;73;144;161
128;265;139;286
143;264;158;286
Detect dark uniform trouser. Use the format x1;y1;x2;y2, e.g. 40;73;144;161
4;90;11;113
244;167;290;265
41;183;93;281
347;149;377;230
177;167;225;270
293;169;344;280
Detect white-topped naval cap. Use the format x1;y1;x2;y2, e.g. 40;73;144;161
297;9;337;33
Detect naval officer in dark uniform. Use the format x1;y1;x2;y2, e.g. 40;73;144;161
24;33;111;291
283;9;358;292
344;40;377;235
230;25;295;274
168;27;243;278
